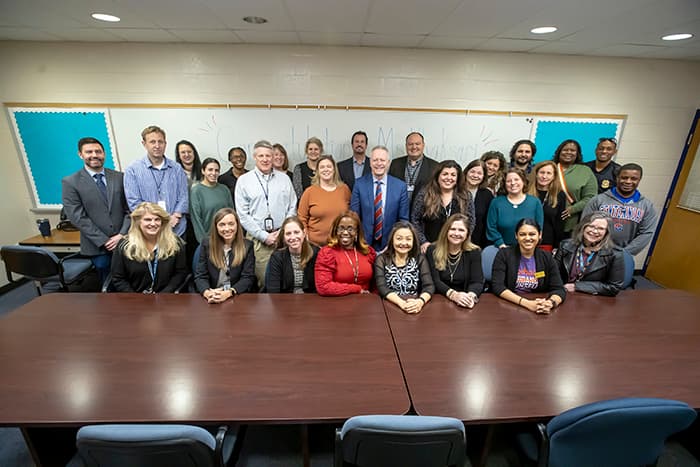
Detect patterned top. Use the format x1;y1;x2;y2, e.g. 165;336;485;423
290;253;305;294
382;257;420;296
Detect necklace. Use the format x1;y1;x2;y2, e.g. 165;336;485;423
343;248;360;283
446;251;463;283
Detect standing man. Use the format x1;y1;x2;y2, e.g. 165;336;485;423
218;146;248;202
338;130;371;191
235;140;297;287
389;132;438;210
585;137;621;193
62;137;130;284
124;125;189;237
351;145;409;252
509;139;536;173
582;163;658;256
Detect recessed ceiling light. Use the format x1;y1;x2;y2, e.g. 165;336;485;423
243;16;268;24
530;26;558;34
661;33;693;41
91;13;121;23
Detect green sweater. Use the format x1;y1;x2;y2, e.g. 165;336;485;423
560;164;598;232
190;183;234;242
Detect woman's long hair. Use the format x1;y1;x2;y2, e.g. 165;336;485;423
432;214;479;271
273;143;289;171
174;140;202;181
310;155;343;187
207;208;246;269
327;211;370;255
421;160;470;219
480;150;507;194
124;202;181;262
463;159;488;189
572;212;615;251
528;161;562;208
275;216;315;268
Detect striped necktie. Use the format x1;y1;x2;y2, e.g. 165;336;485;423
374;180;383;242
94;173;108;202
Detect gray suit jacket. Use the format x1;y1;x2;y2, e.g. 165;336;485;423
62;168;131;256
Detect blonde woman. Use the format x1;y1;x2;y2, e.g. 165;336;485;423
111;202;187;293
528;161;567;251
292;136;324;199
297;155;351;246
195;208;256;303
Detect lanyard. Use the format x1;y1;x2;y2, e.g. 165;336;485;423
254;170;273;214
147;247;159;283
149;166;167;196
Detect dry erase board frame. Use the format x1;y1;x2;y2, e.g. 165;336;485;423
5;103;625;210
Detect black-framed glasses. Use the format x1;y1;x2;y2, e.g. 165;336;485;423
337;225;357;233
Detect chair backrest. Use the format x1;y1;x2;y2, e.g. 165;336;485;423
1;245;60;281
75;424;220;467
336;415;466;467
192;244;201;273
622;249;635;289
481;245;499;283
546;398;697;467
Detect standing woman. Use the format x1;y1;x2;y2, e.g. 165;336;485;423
218;146;248;202
315;211;376;296
375;222;434;314
411;160;475;254
292;137;323;199
554;212;625;296
175;140;202;186
427;214;483;308
464;159;494;247
480;151;507;195
491;218;566;314
195;208;255;303
486;168;544;248
189;158;234;244
266;216;319;293
528;161;566;251
272;143;294;180
111;202;187;293
553;139;598;235
298;155;351;246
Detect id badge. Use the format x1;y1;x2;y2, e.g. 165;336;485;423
406;184;414;194
157;200;167;211
264;216;274;232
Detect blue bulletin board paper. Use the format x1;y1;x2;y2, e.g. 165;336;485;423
533;120;620;163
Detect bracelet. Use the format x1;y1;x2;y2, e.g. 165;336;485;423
418;296;426;304
447;289;454;299
518;297;523;306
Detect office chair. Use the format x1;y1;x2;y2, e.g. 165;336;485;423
68;424;238;467
481;245;499;284
335;415;467;467
622;249;636;289
1;245;93;295
518;397;697;467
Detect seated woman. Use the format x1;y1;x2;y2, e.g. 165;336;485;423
554;212;625;296
315;211;376;296
194;207;256;303
491;218;566;314
374;221;434;314
427;214;483;308
266;216;319;293
111;202;187;293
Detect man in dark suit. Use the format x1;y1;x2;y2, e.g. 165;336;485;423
388;131;438;211
337;130;371;191
62;137;130;284
351;145;409;252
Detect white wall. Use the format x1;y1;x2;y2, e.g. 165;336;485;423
1;41;699;285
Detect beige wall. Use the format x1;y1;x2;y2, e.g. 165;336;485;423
1;41;699;285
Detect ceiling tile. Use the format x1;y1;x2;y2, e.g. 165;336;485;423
286;0;369;33
475;38;547;52
360;33;425;48
0;27;63;41
202;0;295;30
169;29;242;43
234;30;300;44
365;0;462;35
298;32;362;46
106;28;182;42
589;44;671;57
41;28;127;42
113;0;226;29
418;36;485;50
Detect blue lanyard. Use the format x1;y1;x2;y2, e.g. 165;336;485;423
147;248;159;283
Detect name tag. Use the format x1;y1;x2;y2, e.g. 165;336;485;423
157;200;167;211
535;271;545;279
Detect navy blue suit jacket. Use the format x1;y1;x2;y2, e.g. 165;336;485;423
350;174;409;251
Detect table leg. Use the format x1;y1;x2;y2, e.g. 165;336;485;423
301;424;310;467
478;424;495;467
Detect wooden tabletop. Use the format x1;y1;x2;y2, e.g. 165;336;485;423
19;229;80;247
385;289;700;423
0;293;409;426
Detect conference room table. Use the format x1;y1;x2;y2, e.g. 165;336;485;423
18;229;80;254
0;293;409;466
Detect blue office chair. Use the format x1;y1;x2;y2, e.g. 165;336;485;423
335;415;467;467
481;245;499;284
622;249;636;289
518;398;697;467
68;424;238;467
1;245;93;295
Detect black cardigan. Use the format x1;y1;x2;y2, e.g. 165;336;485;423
265;246;319;293
554;239;625;296
111;238;188;293
472;187;494;248
426;244;484;297
194;238;256;294
491;246;566;301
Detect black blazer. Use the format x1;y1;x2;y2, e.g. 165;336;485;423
554;240;625;296
337;156;371;192
218;169;237;206
111;238;187;293
472;188;494;248
491;246;566;301
265;246;319;293
194;238;256;294
388;155;438;208
426;245;484;297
